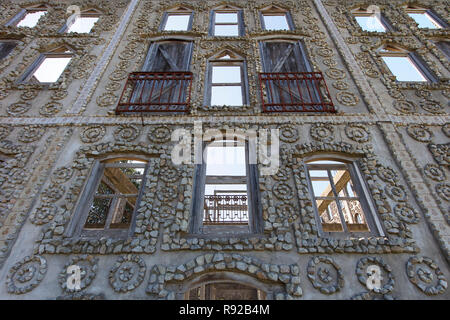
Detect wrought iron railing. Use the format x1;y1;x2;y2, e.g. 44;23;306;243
203;195;248;225
116;72;193;114
259;72;335;113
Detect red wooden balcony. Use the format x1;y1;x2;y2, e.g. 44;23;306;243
116;72;193;114
203;195;248;225
259;72;335;113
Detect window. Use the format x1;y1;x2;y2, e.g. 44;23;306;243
206;50;248;107
6;5;47;28
69;158;148;237
190;138;262;234
305;158;383;237
0;41;17;61
260;6;293;31
19;46;72;84
61;9;100;33
404;6;446;29
160;7;193;31
352;7;393;32
210;6;244;36
379;45;436;82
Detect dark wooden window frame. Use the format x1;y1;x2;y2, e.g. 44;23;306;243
303;155;385;239
65;155;150;239
190;139;263;235
209;8;245;36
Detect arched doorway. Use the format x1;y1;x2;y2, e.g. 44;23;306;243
187;281;266;300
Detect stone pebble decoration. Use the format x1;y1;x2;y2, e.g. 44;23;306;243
307;256;344;295
406;256;448;296
58;255;99;293
109;254;146;293
355;256;395;295
6;255;47;294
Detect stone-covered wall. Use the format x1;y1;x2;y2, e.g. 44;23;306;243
0;0;448;300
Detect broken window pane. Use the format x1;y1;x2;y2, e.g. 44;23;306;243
16;10;46;28
355;15;386;32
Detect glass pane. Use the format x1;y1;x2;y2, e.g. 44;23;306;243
66;16;99;33
16;11;46;28
32;57;71;83
263;14;290;30
311;179;333;198
355;16;386;32
211;86;243;106
340;200;370;232
215;12;238;23
317;200;343;232
85;198;110;228
164;14;190;31
212;66;241;83
214;24;239;36
205;145;246;176
408;13;442;29
381;56;427;82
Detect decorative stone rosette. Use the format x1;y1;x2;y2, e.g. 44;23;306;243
58;255;99;293
6;255;47;294
355;256;395;295
109;255;146;293
148;126;172;144
307;256;344;295
80;125;106;144
406;256;447;296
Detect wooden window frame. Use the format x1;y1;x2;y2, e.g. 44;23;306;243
209;9;245;37
204;55;249;107
65;156;150;239
159;10;194;32
190;139;262;235
304;156;385;239
18;51;73;84
260;8;294;31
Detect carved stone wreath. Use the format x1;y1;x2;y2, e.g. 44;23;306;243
39;102;62;116
272;182;294;201
336;91;359;106
58;255;99;293
159;165;180;183
51;166;74;184
109;255;146;293
393;204;420;224
376;166;398;185
345;124;370;143
420;100;444;114
7;102;31;115
310;123;334;142
355;256;395;295
148;126;172;144
18;126;45;143
6;255;48;294
423;164;446;182
332;80;349;90
435;183;450;202
385;185;407;202
279;124;299;143
20;90;38;101
406;256;447;296
80;126;106;144
307;256;344;295
114;124;140;142
393;100;417;114
406;124;433;143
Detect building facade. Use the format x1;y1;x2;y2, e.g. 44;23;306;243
0;0;448;300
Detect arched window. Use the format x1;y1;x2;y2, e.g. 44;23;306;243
305;157;383;237
68;157;149;238
191;137;262;235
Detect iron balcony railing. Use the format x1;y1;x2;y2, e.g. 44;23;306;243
203;195;248;225
259;72;335;113
116;71;193;114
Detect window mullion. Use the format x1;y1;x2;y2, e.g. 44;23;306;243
327;169;349;233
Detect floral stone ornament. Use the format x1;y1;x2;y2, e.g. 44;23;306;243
307;256;344;295
6;255;47;294
109;255;146;293
406;256;447;296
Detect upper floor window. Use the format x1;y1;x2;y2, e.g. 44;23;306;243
352;7;393;32
404;6;447;29
210;5;244;36
305;157;383;237
160;7;193;31
205;50;248;107
19;46;72;84
68;158;149;238
0;41;17;61
260;6;293;31
378;44;436;82
190;137;262;235
61;9;100;33
6;5;47;28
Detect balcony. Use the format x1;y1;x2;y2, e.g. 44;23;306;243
203;195;248;225
259;72;335;113
116;71;193;114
